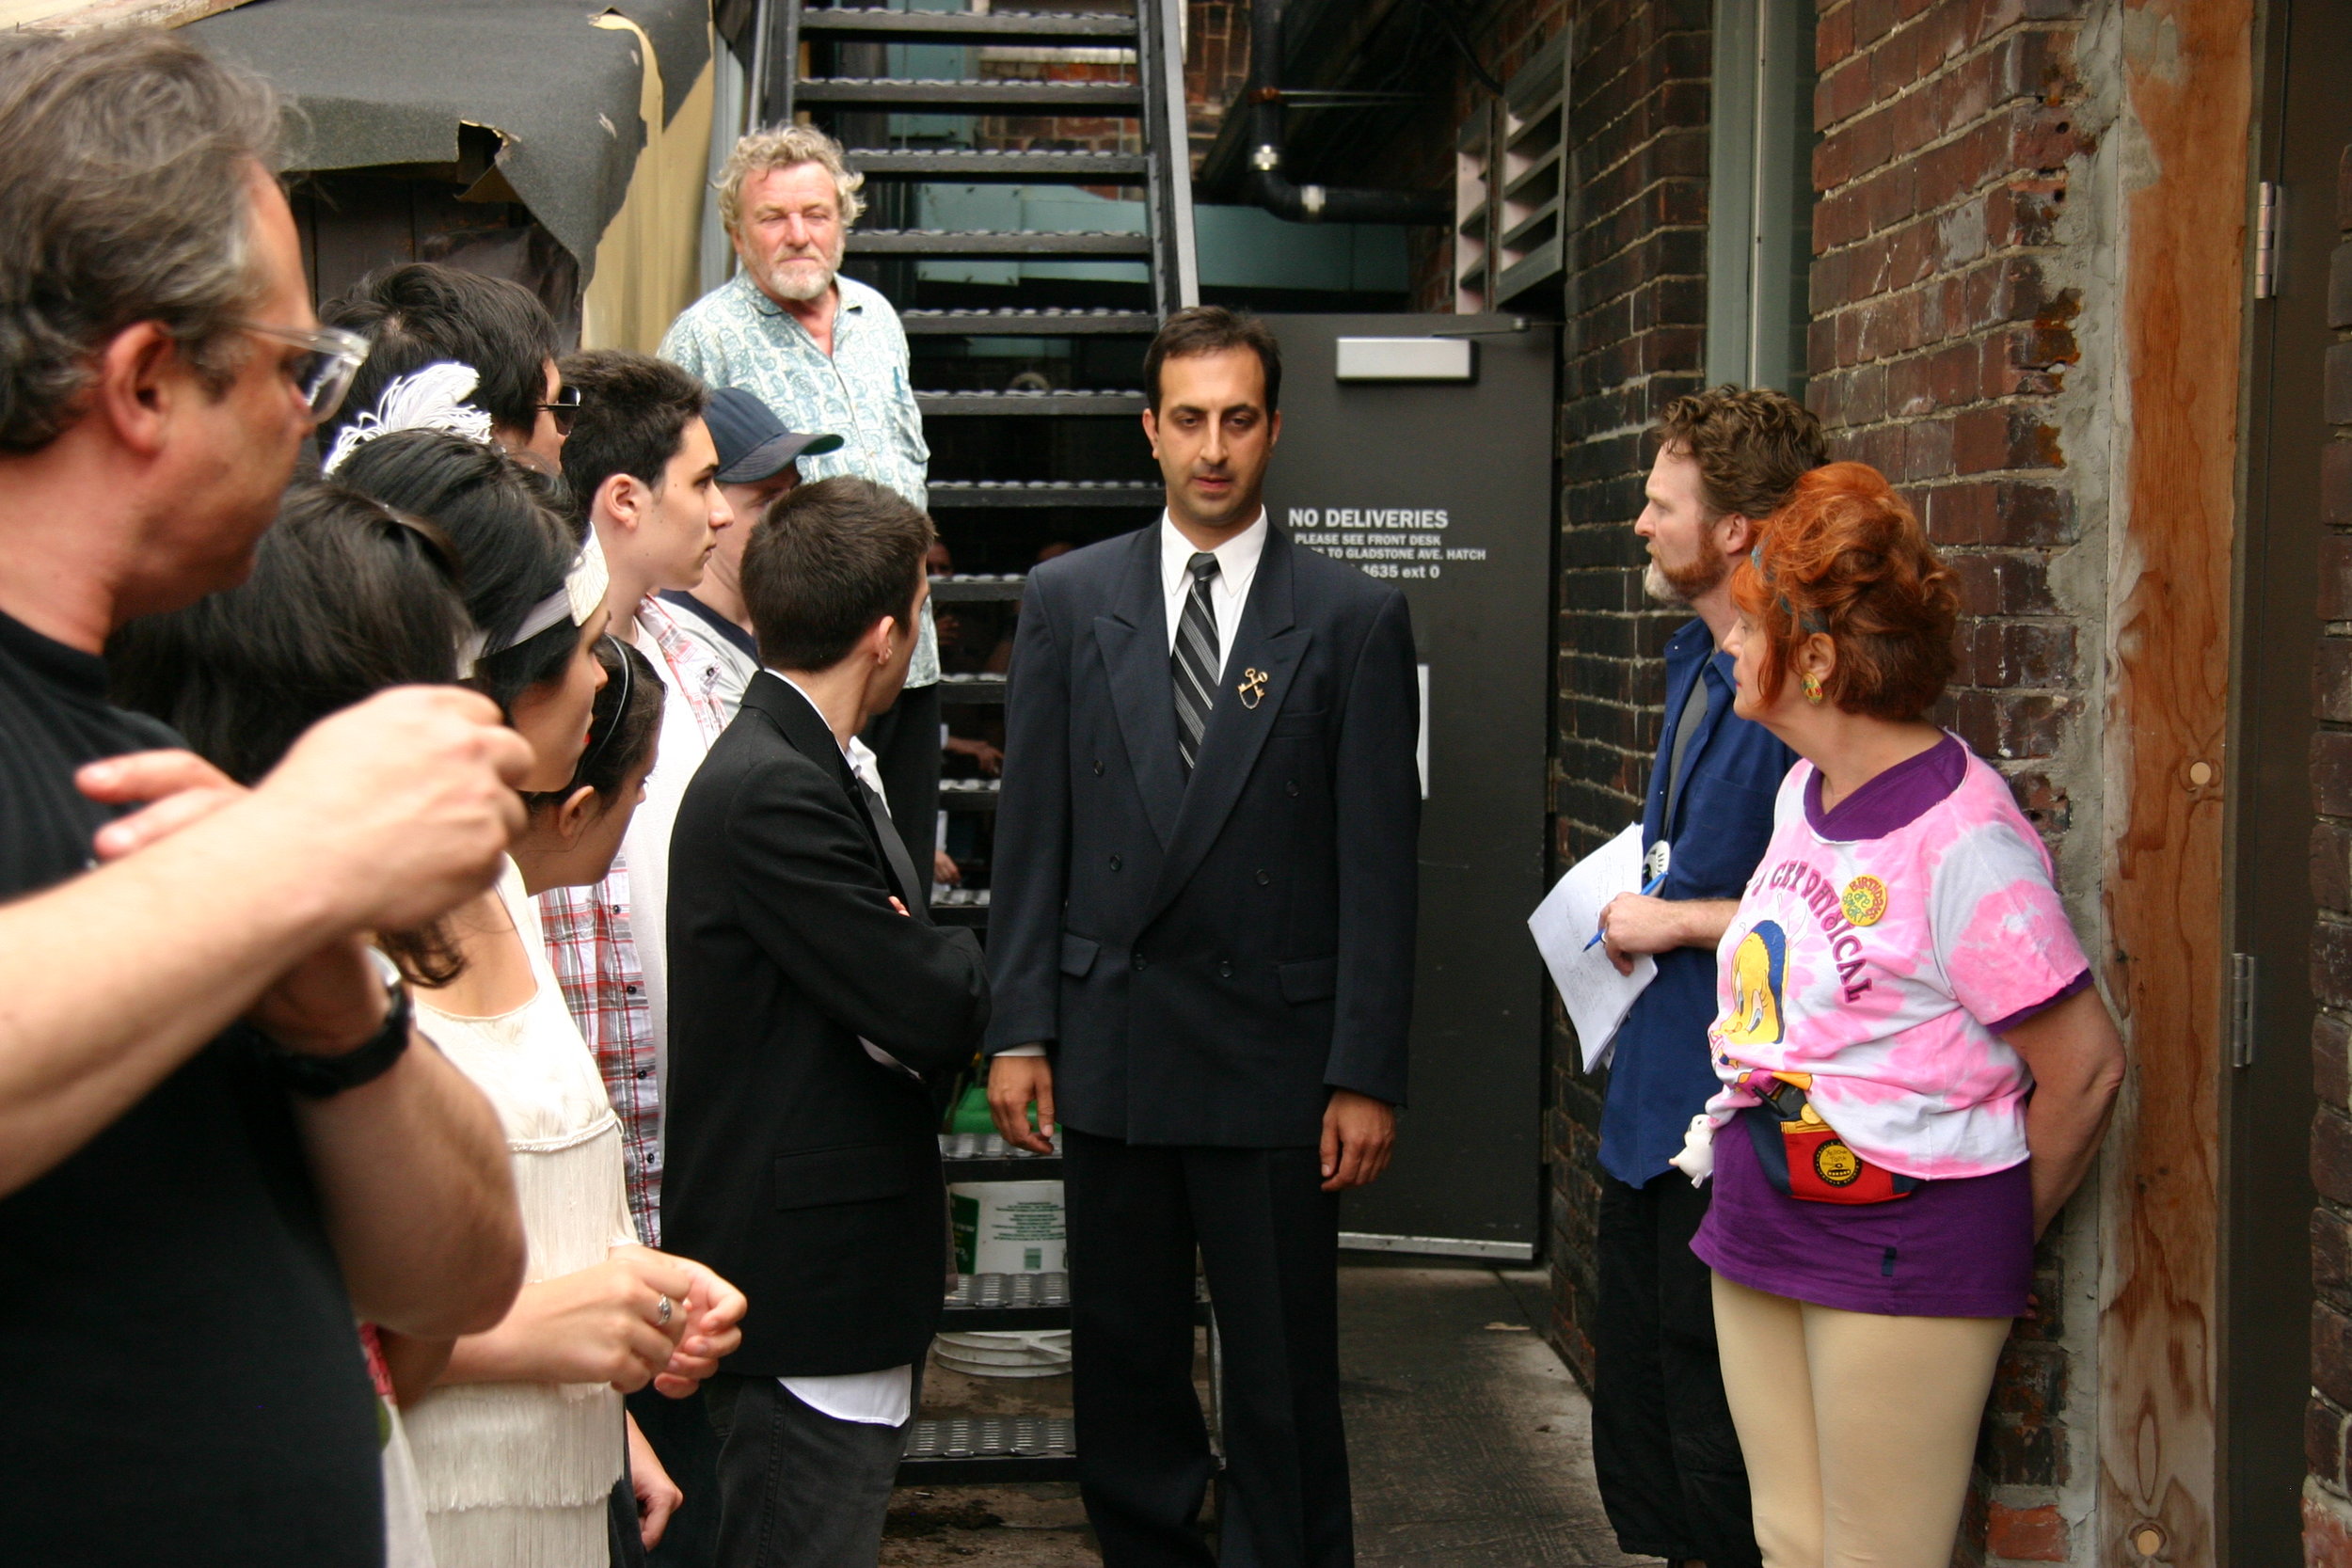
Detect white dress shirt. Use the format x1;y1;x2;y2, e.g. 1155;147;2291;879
1159;508;1267;678
1001;513;1270;1065
769;673;917;1429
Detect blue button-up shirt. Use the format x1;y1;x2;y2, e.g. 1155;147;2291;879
1597;617;1795;1185
659;270;938;686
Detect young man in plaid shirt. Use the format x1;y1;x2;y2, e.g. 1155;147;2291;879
541;351;739;1566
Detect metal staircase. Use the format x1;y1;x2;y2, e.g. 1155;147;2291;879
742;0;1199;1489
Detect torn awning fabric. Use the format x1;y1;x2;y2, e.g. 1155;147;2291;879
191;0;712;275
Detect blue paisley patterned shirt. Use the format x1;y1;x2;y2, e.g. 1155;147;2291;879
659;270;938;686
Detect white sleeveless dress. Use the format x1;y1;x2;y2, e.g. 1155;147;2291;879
405;861;639;1568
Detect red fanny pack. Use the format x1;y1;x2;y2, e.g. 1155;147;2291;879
1740;1078;1920;1205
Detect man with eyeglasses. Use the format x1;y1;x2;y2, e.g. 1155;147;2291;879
324;261;578;469
0;31;531;1568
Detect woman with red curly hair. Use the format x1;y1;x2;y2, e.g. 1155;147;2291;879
1666;462;2124;1565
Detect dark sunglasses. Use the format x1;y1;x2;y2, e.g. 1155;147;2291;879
537;384;582;436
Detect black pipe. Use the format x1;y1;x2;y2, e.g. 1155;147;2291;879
1245;0;1452;226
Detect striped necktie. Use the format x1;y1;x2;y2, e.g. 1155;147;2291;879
1172;550;1220;773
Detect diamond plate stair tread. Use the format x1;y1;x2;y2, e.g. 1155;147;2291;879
929;482;1162;506
933;671;1007;701
849;230;1152;257
797;78;1142;111
917;390;1147;415
850;148;1151;182
939;1131;1063;1181
800;8;1138;44
902;309;1160;336
928;574;1028;603
898;1417;1079;1482
945;1272;1071;1311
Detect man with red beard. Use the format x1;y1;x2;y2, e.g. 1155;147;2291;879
1585;388;1821;1568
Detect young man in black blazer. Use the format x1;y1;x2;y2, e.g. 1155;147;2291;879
663;475;990;1568
986;309;1422;1566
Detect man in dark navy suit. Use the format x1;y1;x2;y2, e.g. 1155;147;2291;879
985;308;1421;1568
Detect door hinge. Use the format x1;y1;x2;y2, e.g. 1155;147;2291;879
2255;181;2281;300
2230;952;2260;1068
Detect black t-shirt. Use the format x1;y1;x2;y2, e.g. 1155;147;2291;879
0;610;380;1565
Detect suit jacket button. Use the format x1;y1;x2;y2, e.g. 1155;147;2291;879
1091;758;1104;775
1217;960;1233;978
1132;952;1147;972
1285;779;1301;797
1255;868;1271;886
1108;854;1121;871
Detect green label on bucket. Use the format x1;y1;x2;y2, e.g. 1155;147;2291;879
950;1191;978;1275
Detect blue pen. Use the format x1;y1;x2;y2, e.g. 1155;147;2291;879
1585;871;1669;950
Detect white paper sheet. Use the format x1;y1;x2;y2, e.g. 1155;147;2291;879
1527;821;1660;1072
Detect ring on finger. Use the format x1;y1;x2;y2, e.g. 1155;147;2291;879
656;1294;674;1327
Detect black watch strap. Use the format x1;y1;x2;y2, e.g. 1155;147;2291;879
264;983;413;1099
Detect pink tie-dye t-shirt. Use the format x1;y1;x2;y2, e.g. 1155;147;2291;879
1696;736;2089;1180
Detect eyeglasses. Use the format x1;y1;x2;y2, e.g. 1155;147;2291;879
537;384;582;436
233;320;372;424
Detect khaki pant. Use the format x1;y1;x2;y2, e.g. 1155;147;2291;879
1710;1274;2011;1567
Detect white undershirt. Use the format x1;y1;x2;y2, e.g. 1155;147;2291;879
1002;514;1268;1066
771;673;916;1427
623;615;716;1101
1158;508;1266;677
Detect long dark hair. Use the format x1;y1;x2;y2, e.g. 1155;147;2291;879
108;482;474;984
336;429;586;712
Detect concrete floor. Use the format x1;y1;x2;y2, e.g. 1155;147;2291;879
882;1261;1645;1567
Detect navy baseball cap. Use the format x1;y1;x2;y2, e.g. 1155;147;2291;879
705;387;844;483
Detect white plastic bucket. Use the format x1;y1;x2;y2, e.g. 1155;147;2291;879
935;1328;1073;1380
948;1180;1066;1275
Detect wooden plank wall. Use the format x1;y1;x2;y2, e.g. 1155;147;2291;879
2098;1;2252;1561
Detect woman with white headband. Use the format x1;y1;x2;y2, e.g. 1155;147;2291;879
334;427;750;1568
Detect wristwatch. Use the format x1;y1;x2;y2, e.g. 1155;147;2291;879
262;946;413;1099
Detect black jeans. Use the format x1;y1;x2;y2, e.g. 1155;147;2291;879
1591;1167;1761;1566
704;1370;921;1568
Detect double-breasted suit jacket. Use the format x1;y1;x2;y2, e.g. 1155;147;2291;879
985;520;1421;1147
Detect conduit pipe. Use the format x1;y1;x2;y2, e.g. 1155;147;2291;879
1245;0;1451;226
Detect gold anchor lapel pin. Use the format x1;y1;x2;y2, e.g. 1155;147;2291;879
1238;667;1268;709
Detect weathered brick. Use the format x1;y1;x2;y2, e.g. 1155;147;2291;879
2324;444;2352;529
2323;535;2352;620
2310;1479;2352;1568
2319;825;2352;920
2314;1393;2350;1491
1984;1499;2066;1562
2319;1204;2352;1303
2324;642;2352;724
2328;342;2352;427
2320;1296;2352;1410
2320;1106;2352;1209
1952;404;2065;473
2327;1012;2352;1110
2316;732;2352;818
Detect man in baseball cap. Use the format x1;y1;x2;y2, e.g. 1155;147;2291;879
660;388;845;714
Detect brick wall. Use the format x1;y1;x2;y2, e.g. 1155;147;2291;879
1183;1;1249;172
1806;2;2097;1563
2308;150;2352;1566
1545;0;1712;1381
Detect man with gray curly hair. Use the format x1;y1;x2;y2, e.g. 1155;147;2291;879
659;125;944;881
